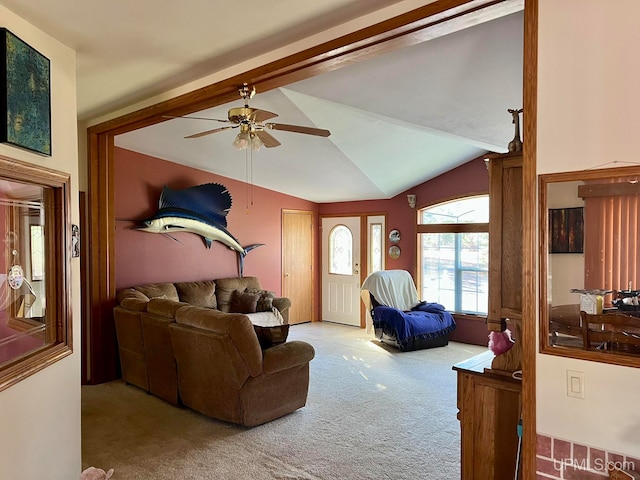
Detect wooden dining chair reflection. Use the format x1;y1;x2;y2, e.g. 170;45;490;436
580;311;640;354
549;304;584;347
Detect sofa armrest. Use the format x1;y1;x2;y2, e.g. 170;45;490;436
262;340;315;375
272;297;291;324
117;287;149;304
272;297;291;312
120;297;149;312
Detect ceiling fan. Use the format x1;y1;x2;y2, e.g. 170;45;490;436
171;84;331;150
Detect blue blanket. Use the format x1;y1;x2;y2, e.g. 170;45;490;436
372;303;456;349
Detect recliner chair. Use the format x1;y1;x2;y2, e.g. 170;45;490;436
169;305;315;426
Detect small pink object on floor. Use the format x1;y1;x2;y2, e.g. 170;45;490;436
79;467;114;480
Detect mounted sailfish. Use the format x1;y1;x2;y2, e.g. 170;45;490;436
136;183;263;276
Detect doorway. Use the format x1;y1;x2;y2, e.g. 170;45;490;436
282;210;314;324
321;216;361;326
86;11;535;472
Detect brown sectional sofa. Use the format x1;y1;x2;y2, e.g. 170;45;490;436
113;276;314;426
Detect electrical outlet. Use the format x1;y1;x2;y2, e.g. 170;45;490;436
567;370;585;399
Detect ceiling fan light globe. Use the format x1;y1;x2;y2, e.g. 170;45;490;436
233;132;251;150
251;134;263;151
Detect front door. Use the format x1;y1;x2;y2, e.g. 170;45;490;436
321;216;361;326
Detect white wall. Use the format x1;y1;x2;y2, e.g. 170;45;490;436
547;181;584;306
537;0;640;455
0;5;81;479
85;0;439;127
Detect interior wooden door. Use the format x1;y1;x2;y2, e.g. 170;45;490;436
282;210;314;324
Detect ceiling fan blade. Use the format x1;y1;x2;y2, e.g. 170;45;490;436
255;130;281;148
249;109;278;123
163;115;230;123
266;122;331;137
185;125;237;139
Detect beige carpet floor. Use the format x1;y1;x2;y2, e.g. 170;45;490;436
82;321;486;479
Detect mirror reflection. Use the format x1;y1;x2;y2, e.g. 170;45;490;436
541;166;640;366
0;180;48;366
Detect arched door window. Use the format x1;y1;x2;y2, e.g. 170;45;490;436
329;225;353;275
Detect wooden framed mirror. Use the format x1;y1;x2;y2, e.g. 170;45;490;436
540;165;640;367
0;154;72;391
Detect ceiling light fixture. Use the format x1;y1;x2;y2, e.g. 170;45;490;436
233;124;264;151
234;124;262;211
250;132;263;151
233;131;250;150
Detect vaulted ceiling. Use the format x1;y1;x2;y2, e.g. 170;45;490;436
1;0;524;203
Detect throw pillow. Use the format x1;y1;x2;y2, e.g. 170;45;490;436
175;281;217;309
253;324;290;349
230;290;259;314
244;288;275;312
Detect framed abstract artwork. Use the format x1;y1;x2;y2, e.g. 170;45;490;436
0;28;51;156
549;206;584;254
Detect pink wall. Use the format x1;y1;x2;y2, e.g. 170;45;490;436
115;149;488;324
0;197;43;364
318;157;489;280
115;148;317;295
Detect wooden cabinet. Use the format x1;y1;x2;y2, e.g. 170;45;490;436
487;152;523;332
454;351;522;480
454;153;524;479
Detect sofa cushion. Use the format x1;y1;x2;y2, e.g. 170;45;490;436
215;276;262;313
175;305;246;330
147;298;190;318
174;305;263;377
175;280;217;309
230;290;260;314
253;324;290;349
134;283;179;302
245;288;275;312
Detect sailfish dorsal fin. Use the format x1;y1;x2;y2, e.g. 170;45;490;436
158;183;232;227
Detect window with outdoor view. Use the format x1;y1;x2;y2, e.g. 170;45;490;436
418;195;489;315
369;223;382;274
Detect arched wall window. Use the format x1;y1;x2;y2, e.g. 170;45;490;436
418;195;489;315
329;225;353;275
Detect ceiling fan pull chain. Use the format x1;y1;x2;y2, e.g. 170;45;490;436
244;147;254;212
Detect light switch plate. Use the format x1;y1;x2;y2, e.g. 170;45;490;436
567;370;585;399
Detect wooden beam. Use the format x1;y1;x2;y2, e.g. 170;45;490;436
522;0;538;478
578;181;640;198
87;0;523;136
